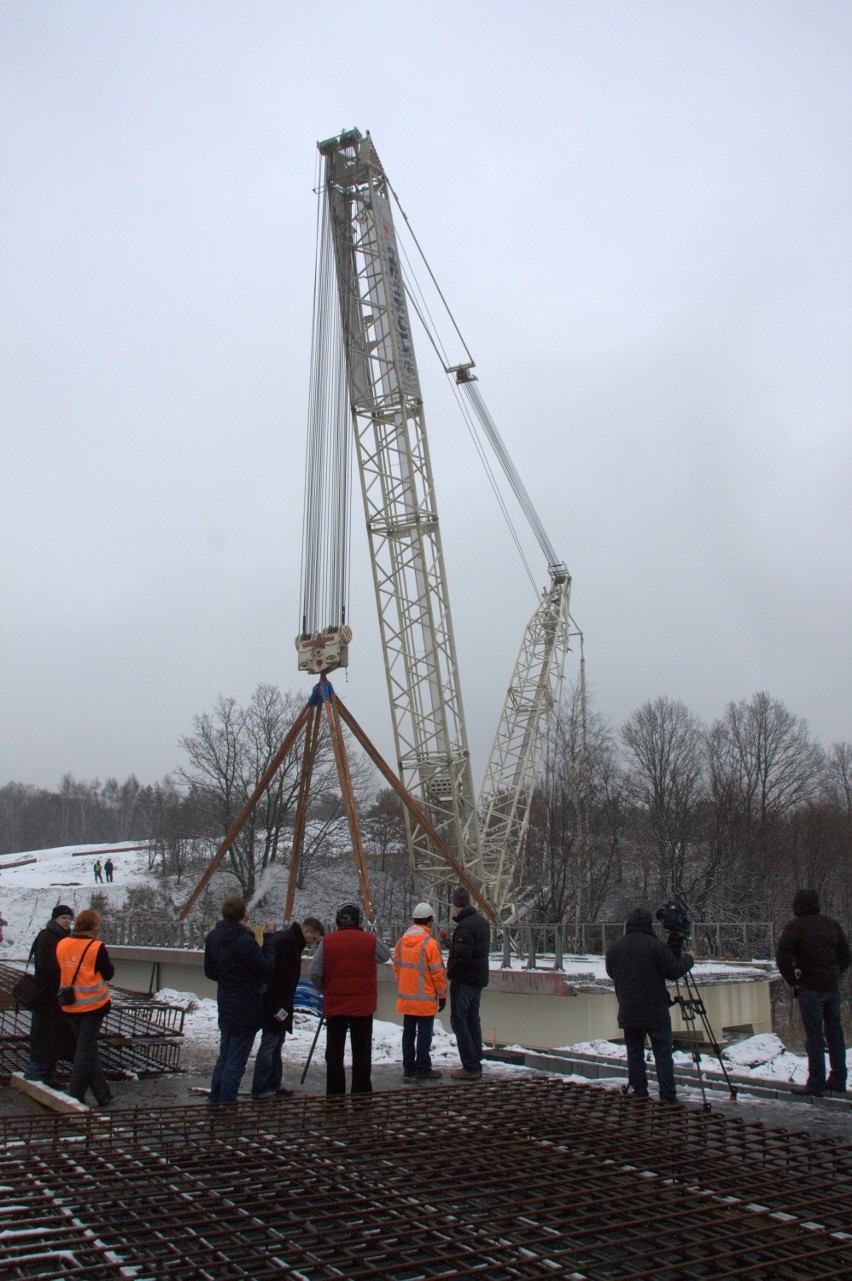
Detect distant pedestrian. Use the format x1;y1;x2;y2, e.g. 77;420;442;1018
104;859;114;883
250;915;325;1100
776;889;851;1097
447;887;490;1081
93;860;103;884
204;895;275;1106
0;912;6;943
393;902;446;1082
605;907;693;1104
56;908;115;1107
309;903;391;1095
24;905;76;1087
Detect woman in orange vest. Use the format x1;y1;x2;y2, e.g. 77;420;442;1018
393;903;447;1082
55;908;115;1107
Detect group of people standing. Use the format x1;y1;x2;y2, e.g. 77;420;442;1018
605;889;849;1104
92;858;114;883
23;904;115;1107
204;884;492;1103
22;882;847;1112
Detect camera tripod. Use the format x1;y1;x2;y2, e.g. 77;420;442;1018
672;966;738;1111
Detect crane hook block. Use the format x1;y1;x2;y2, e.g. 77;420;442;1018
295;625;353;675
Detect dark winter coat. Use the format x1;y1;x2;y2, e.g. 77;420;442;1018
447;907;490;988
29;919;75;1064
260;923;307;1034
776;895;851;993
605;914;693;1029
204;919;274;1034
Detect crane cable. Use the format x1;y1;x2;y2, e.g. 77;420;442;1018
388;176;565;591
299;157;352;637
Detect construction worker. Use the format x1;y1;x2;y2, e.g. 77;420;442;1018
56;908;115;1107
393;902;446;1082
309;903;391;1094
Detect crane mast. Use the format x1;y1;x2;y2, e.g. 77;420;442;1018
318;129;483;904
316;128;573;920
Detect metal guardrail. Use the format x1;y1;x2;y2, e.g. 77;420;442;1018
109;916;777;964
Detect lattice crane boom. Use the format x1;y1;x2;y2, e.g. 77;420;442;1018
315;128;573;919
318;129;483;905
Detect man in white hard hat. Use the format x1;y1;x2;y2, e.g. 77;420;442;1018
393;902;447;1082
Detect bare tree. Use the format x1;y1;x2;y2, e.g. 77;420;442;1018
179;685;335;900
707;691;824;916
621;696;707;909
524;685;625;922
178;683;370;902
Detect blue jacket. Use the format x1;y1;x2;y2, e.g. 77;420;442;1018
204;918;274;1033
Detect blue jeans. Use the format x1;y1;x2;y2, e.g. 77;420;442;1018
402;1014;435;1075
624;1013;677;1102
798;987;846;1090
450;982;483;1073
251;1027;285;1096
209;1027;257;1104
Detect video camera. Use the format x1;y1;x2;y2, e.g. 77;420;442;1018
656;901;692;952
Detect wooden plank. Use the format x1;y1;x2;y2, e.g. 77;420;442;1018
10;1072;90;1113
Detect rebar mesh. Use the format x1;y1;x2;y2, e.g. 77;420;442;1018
0;964;185;1080
1;1078;850;1279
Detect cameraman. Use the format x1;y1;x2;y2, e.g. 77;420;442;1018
605;907;694;1103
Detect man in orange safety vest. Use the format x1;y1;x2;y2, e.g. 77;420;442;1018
393;903;447;1082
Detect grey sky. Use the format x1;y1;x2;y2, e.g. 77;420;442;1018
2;2;850;790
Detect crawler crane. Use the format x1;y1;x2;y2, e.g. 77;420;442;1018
300;129;574;921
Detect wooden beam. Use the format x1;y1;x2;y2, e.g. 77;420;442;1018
11;1072;90;1114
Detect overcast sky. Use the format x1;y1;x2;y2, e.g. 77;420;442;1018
2;2;850;792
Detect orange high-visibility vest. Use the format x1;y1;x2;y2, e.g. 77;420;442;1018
393;925;447;1015
55;936;110;1014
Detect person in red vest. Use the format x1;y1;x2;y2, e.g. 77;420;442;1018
56;908;115;1107
393;902;447;1082
309;903;391;1094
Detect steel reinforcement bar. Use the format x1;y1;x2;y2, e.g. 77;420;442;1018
1;1078;850;1279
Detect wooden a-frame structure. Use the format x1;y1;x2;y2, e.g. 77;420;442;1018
178;677;493;925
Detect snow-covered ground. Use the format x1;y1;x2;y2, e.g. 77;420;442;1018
1;841;848;1095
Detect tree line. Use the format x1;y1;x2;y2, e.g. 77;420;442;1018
524;689;851;929
2;684;848;929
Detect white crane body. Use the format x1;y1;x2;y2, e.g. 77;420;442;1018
315;129;572;918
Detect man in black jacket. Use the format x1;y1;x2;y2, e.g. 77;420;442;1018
250;916;324;1100
776;889;851;1096
447;887;490;1081
605;907;694;1103
204;895;275;1105
23;904;76;1087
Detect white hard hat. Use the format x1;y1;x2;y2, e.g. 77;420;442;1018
413;902;434;921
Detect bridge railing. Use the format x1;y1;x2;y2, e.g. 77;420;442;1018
109;916;777;966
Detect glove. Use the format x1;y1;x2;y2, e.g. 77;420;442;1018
438;998;446;1012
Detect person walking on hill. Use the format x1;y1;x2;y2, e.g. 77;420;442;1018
393;902;447;1082
204;895;275;1106
93;860;103;884
776;889;851;1097
56;908;115;1107
605;907;694;1104
309;903;391;1095
104;858;114;883
447;887;490;1081
250;915;325;1100
23;904;76;1088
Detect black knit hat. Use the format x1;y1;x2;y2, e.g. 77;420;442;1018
51;904;74;920
793;889;820;916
